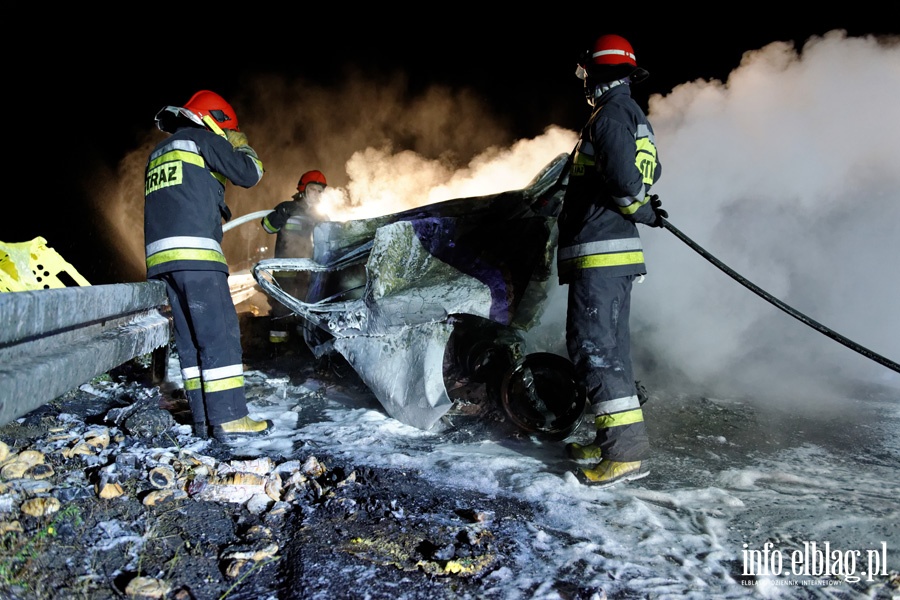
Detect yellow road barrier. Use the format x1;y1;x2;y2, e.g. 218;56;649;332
0;236;90;292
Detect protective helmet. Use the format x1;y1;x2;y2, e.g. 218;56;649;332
576;34;649;85
155;90;239;134
297;170;327;193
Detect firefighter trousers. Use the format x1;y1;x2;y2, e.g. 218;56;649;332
156;270;250;426
565;270;649;461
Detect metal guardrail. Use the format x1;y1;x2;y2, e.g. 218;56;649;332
0;282;172;426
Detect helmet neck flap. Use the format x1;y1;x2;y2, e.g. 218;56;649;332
584;77;629;107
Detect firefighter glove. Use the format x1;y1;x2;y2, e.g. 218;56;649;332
649;195;668;227
235;144;260;161
225;129;249;149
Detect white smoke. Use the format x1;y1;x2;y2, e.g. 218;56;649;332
632;31;900;403
314;126;578;221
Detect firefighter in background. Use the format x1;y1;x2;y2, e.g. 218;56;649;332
260;170;327;346
557;35;668;488
144;90;274;442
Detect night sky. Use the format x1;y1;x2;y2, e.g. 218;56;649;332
9;11;896;285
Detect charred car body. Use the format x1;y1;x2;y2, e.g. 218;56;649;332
252;153;585;437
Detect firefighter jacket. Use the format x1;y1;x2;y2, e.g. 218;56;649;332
261;195;317;258
144;126;264;278
557;84;661;284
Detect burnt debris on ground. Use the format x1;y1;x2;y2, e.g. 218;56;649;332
0;327;558;600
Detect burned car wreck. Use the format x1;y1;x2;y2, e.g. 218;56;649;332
252;153;585;437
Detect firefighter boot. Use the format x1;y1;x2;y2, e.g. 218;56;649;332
566;438;603;461
566;417;604;461
211;416;274;442
575;459;649;489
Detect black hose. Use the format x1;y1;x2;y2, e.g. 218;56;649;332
660;218;900;375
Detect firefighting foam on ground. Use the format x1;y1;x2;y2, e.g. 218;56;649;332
219;30;899;596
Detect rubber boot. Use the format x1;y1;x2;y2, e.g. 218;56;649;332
566;417;602;460
575;459;649;489
566;438;603;461
211;416;274;442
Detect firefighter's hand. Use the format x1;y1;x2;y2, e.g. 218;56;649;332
235;144;259;160
649;195;668;227
225;129;249;149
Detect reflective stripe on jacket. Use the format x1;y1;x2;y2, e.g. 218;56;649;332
557;84;661;282
144;126;263;277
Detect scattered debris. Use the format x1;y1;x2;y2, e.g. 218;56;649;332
0;360;534;599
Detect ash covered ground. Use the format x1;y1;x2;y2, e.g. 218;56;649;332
0;333;544;600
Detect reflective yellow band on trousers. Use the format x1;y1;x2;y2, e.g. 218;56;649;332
203;376;245;393
146;248;227;268
595;409;644;429
560;251;645;271
201;364;245;393
183;377;201;391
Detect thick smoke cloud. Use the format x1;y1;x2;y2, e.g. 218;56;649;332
632;31;900;404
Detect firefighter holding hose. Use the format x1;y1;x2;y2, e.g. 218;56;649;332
144;90;274;442
557;35;668;488
260;169;327;347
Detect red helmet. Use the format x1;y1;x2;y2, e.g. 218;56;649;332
589;34;638;68
182;90;239;130
576;34;648;84
297;170;327;193
155;90;240;133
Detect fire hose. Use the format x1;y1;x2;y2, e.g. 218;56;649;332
222;210;272;233
660;218;900;375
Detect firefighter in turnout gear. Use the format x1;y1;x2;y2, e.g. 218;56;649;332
557;35;667;488
144;89;274;442
260;170;327;346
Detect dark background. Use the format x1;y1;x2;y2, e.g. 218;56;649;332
8;11;896;285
